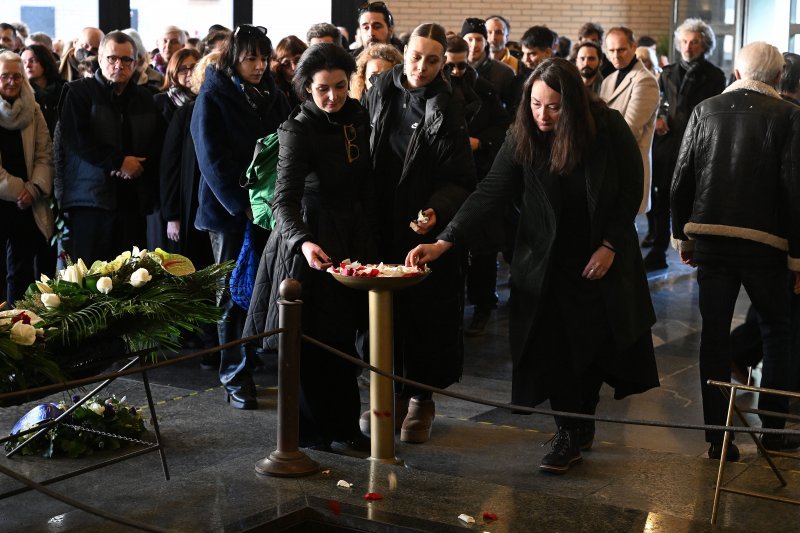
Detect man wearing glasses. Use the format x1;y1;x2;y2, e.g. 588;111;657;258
56;31;164;264
350;2;403;57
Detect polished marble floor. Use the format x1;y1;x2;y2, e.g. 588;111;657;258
0;220;799;532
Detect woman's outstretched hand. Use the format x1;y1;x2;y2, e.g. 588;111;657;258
301;241;332;270
582;242;616;280
405;240;454;267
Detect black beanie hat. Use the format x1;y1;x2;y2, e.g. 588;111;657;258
460;18;487;39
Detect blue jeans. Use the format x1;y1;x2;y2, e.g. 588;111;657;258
697;262;791;444
209;229;252;389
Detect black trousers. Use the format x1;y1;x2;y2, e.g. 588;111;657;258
0;204;41;307
66;207;146;265
466;251;498;310
698;262;791;443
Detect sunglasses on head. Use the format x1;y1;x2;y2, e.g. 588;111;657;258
234;25;267;38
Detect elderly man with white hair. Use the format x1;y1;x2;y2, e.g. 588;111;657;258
671;41;800;461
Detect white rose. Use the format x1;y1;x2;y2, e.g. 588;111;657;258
76;258;88;276
87;402;105;416
129;268;152;288
96;276;113;294
10;322;37;346
40;293;61;309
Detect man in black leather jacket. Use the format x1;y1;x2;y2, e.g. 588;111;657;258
671;42;800;460
644;18;725;271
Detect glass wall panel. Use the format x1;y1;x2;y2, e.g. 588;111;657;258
2;0;99;44
129;0;233;51
253;0;330;44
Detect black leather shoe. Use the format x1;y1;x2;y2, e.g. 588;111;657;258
465;308;491;337
334;433;371;453
200;353;220;371
641;234;655;248
643;251;668;272
708;442;740;461
761;433;800;451
540;428;582;474
225;382;258;410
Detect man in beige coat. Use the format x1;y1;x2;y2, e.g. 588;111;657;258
599;26;659;214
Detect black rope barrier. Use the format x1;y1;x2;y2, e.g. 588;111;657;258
302;334;800;437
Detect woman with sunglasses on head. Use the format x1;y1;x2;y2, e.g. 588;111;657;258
270;35;307;110
191;25;291;410
362;23;476;444
245;43;376;451
406;59;659;474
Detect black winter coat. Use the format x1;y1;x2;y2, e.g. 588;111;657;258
671;81;800;268
653;59;725;171
364;65;476;390
439;106;659;405
243;98;377;349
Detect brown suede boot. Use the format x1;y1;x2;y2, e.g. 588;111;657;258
359;396;410;436
400;398;435;443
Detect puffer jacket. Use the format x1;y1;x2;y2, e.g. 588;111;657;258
671;79;800;269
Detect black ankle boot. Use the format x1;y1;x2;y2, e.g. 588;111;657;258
577;420;595;451
225;381;258;409
540;427;582;474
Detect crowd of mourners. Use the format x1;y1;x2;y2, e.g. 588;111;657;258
2;1;800;474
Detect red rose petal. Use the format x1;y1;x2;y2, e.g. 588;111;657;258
327;500;341;516
482;511;498;522
363;492;384;500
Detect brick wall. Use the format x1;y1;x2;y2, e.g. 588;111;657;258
388;0;674;45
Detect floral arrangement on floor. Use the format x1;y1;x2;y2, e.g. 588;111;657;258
0;247;232;396
4;395;146;458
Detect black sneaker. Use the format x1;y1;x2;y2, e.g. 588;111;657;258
540;428;582;474
708;442;740;461
760;433;800;451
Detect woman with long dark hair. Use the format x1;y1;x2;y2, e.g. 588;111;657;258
363;22;475;444
246;43;377;450
20;44;63;136
407;58;659;474
190;25;291;409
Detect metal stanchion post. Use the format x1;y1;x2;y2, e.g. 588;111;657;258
368;289;401;465
255;279;319;477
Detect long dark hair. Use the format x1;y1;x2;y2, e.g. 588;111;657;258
511;58;601;175
22;44;60;85
292;43;356;102
408;22;447;53
218;24;272;78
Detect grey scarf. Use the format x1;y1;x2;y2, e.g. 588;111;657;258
0;80;35;131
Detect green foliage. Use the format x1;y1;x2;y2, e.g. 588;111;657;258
5;395;146;458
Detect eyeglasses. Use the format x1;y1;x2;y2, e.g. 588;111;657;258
177;63;196;75
234;25;267;38
105;55;135;66
446;62;468;71
344;124;359;163
0;73;24;83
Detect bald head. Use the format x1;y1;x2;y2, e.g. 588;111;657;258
77;27;104;55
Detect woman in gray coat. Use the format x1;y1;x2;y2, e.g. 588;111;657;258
407;58;659;474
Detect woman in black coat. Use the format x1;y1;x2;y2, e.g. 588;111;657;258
407;59;659;474
246;44;376;450
363;23;476;444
